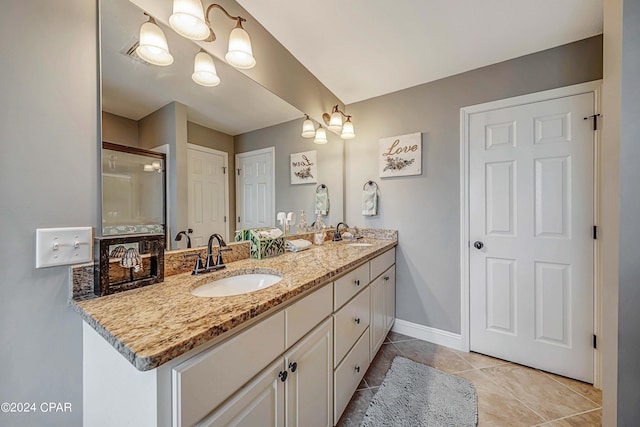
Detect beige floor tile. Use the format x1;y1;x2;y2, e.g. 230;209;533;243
544;408;602;426
481;364;598;421
454;350;510;369
540;371;602;406
363;343;403;387
385;331;415;343
336;389;374;427
393;340;474;373
457;369;545;427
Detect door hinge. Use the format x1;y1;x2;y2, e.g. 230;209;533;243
593;225;598;240
237;169;241;176
222;166;227;174
224;216;227;222
238;216;241;223
593;334;597;349
583;114;601;131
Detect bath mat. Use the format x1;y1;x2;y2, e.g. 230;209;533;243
361;356;477;427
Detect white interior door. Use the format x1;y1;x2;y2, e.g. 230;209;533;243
236;148;275;230
469;92;594;382
187;144;228;247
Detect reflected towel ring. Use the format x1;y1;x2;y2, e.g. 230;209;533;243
316;184;328;193
363;180;378;191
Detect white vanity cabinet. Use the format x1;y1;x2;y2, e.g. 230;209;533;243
199;318;333;427
82;245;396;427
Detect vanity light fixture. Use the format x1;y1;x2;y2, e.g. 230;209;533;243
322;105;356;140
301;115;316;138
314;126;328;144
136;15;174;66
169;0;256;69
192;50;221;86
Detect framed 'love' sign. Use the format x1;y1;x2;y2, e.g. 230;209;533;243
379;132;422;178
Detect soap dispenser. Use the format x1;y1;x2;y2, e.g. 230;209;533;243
313;212;325;245
297;209;309;234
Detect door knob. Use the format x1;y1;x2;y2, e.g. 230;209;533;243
473;241;484;250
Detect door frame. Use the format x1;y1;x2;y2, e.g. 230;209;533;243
235;147;276;229
459;80;602;387
187;143;230;242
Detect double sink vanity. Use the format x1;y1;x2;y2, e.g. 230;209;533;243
74;231;397;427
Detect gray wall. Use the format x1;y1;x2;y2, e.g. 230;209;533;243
139;102;189;248
344;36;603;333
617;0;640;422
0;1;98;426
187;122;236;239
102;111;139;147
235;118;345;229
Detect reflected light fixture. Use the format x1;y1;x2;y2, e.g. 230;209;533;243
136;15;174;66
169;0;256;69
314;126;328;144
301;115;316;138
322;105;356;140
192;50;220;86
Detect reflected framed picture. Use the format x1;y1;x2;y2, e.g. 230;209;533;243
379;132;422;178
290;150;317;184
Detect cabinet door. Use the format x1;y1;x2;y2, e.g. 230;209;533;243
286;318;333;427
383;266;396;332
370;275;386;356
197;359;285;427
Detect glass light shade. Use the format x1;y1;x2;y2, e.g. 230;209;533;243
314;127;328;144
301;117;316;138
143;164;154;172
151;161;161;169
136;20;174;66
328;111;343;132
340;118;355;139
169;0;210;40
225;25;256;69
192;51;221;87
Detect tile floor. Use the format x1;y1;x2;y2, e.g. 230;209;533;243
337;331;602;426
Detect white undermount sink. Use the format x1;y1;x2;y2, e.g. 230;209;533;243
191;273;282;298
346;242;373;247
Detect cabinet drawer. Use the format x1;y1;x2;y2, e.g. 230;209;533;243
334;287;370;367
173;311;285;427
334;329;370;424
285;283;333;347
370;247;395;281
334;263;369;310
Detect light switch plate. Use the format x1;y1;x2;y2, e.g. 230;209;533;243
35;227;93;268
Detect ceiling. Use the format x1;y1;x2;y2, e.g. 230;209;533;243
101;0;302;135
237;0;603;105
102;0;603;136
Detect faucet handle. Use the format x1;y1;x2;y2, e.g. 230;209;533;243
185;253;203;275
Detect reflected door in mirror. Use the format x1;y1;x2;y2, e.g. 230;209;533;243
236;148;274;229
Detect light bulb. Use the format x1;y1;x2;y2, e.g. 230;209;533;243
301;116;315;138
143;164;154;172
328;110;343;132
169;0;210;40
314;127;328;144
340;118;355;139
225;22;256;69
192;51;220;87
136;18;174;66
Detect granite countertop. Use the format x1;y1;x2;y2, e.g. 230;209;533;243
73;238;397;371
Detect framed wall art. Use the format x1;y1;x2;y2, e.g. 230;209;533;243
379;132;422;178
290;150;317;184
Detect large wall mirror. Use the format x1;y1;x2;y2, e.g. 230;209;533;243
100;0;344;251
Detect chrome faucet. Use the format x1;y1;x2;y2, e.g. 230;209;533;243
333;222;349;241
206;233;232;269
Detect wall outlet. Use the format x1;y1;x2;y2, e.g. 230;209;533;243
35;227;93;268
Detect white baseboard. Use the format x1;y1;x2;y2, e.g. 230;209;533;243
391;319;463;351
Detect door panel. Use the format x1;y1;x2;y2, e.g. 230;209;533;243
236;149;274;230
469;92;594;382
187;146;227;245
